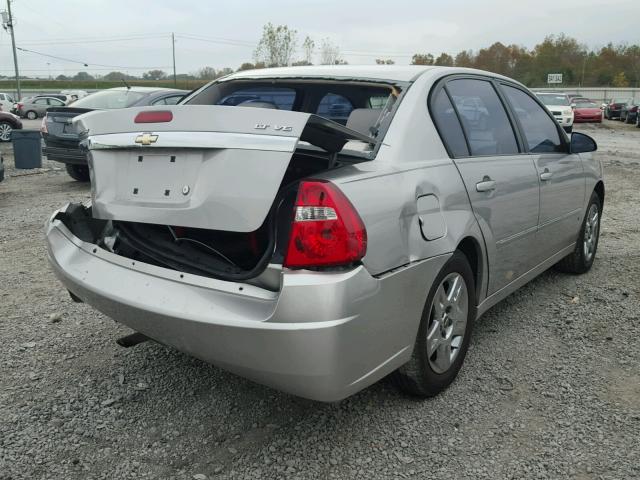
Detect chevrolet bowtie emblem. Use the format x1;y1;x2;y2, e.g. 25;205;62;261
135;133;158;145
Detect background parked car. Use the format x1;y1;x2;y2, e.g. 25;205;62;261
620;98;639;124
604;97;631;120
16;96;66;119
573;98;603;123
0;92;16;111
34;94;73;105
0;110;23;142
42;87;188;181
534;92;574;132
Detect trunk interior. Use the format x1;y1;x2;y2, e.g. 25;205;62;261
58;148;351;285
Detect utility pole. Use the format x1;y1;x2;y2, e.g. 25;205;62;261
4;0;21;99
171;32;177;86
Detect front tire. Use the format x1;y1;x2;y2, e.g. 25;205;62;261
555;191;601;274
392;251;476;397
0;121;13;142
65;164;90;182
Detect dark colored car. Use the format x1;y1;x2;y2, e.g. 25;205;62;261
573;99;603;123
620;98;640;124
604;97;631;120
42;87;187;181
0;110;23;142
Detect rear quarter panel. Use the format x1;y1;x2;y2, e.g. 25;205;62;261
322;70;488;300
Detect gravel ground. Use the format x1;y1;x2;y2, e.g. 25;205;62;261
0;120;639;480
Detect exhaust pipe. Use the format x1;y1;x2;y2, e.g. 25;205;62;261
116;332;149;348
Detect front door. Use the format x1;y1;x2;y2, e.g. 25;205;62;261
499;84;586;260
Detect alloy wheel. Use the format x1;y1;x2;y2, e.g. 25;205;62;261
583;203;599;262
426;272;468;374
0;123;11;142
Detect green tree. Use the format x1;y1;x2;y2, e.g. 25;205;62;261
254;23;298;67
142;70;167;80
434;53;454;66
72;71;94;81
411;53;434;65
375;58;395;65
302;36;315;65
454;50;474;67
612;71;629;87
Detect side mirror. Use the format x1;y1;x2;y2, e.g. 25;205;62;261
570;132;597;154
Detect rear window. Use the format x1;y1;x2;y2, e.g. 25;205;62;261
218;87;295;110
447;79;519;156
431;89;469;157
72;90;147;109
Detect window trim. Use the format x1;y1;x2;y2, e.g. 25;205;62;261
429;73;525;159
496;81;570;155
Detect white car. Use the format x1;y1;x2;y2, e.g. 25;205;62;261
0;92;16;112
535;92;574;132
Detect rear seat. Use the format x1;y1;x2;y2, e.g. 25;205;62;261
345;109;382;136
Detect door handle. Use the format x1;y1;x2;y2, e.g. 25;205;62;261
540;169;553;181
476;177;496;192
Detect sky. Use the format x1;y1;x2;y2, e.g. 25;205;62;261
0;0;638;78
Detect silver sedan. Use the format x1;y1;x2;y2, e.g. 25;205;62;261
46;65;603;401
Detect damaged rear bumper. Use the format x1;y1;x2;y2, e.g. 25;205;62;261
45;204;446;401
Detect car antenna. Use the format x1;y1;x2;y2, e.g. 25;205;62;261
121;78;131;90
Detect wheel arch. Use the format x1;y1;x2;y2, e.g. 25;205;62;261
456;236;484;306
594;180;605;208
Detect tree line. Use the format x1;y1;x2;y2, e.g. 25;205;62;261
9;27;639;88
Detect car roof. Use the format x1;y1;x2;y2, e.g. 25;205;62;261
223;65;522;84
105;86;183;93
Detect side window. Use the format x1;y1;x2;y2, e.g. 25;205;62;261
151;98;167;105
447;79;519;156
368;95;389;109
502;85;564;153
431;89;469;157
34;99;47;105
316;93;353;125
218;87;296;110
163;95;183;105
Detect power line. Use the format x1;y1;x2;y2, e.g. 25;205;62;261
16;46;172;69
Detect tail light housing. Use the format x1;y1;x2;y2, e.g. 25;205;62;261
17;102;23;110
284;180;367;268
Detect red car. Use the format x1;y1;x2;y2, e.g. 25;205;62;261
573;99;603;123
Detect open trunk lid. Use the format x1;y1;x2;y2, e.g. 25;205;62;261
74;105;374;232
44;107;93;145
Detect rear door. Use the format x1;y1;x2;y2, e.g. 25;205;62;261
500;84;585;259
432;77;540;296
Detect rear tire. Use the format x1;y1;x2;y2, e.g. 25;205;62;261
555;191;601;274
391;251;476;397
65;164;90;182
564;126;573;133
26;110;37;120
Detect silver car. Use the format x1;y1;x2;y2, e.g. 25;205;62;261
46;66;603;401
17;96;66;119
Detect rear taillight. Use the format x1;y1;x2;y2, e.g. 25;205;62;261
40;115;48;134
284;180;367;268
134;110;173;123
17;103;23;110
